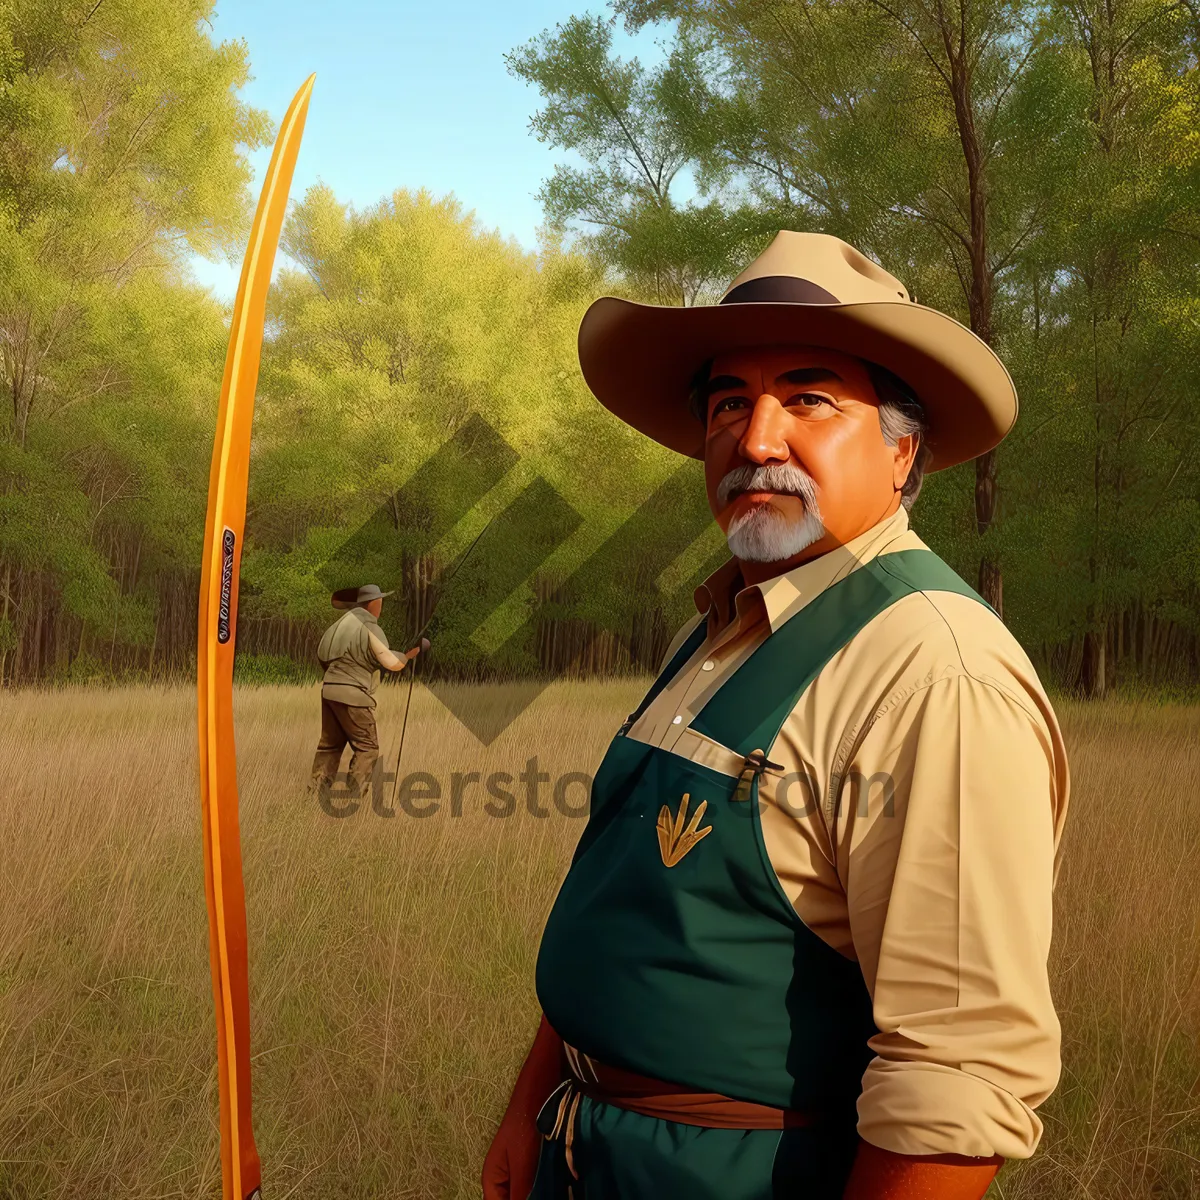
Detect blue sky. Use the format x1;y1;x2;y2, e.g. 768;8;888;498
189;0;666;299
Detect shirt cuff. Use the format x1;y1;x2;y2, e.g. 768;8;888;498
857;1059;1045;1160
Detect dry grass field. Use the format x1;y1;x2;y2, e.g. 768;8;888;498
0;681;1197;1199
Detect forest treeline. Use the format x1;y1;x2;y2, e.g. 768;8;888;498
2;0;1198;697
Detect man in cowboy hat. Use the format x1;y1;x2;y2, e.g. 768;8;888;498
308;584;422;800
483;232;1070;1199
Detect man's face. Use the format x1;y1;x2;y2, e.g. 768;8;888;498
701;345;917;565
366;598;384;618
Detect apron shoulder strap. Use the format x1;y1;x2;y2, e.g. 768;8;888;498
619;615;709;735
873;547;996;616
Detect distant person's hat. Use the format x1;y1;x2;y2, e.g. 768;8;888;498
576;230;1018;472
331;584;394;610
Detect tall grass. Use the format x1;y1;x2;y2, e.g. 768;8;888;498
0;683;1197;1198
995;699;1200;1199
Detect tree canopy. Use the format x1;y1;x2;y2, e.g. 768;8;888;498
0;0;1196;695
0;0;269;679
508;0;1200;692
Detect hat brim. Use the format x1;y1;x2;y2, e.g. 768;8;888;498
331;588;394;610
577;297;1017;472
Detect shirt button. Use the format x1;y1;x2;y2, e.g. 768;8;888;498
672;715;683;725
702;660;715;671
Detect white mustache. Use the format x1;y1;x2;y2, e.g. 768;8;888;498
717;463;820;511
720;463;826;563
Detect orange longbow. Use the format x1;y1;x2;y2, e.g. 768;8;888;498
197;74;315;1200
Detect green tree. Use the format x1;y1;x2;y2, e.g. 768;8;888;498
507;0;1200;692
0;0;270;681
246;185;694;674
506;14;769;305
1000;0;1200;694
614;0;1079;613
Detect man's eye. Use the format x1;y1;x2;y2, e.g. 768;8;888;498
712;396;748;416
788;393;829;408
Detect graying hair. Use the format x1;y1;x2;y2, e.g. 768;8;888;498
864;361;932;512
687;356;933;511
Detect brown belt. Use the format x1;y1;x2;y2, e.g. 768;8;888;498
539;1050;818;1180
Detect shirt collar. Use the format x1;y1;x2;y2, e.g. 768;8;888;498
692;504;913;637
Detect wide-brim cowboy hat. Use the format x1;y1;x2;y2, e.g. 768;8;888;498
331;584;394;610
577;230;1017;472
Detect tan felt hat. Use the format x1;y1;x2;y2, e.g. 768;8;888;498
576;230;1018;472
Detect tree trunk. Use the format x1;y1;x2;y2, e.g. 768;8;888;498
975;448;1002;616
947;36;1004;621
0;559;11;686
1078;618;1107;697
31;571;44;680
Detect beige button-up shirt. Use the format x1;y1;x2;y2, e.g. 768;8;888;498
317;608;408;707
628;503;1070;1161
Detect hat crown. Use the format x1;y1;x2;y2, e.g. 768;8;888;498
722;231;911;306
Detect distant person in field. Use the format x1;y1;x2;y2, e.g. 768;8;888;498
483;232;1071;1200
308;584;421;800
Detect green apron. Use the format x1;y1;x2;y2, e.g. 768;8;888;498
531;549;994;1199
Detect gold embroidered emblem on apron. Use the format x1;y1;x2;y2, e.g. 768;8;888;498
656;792;712;867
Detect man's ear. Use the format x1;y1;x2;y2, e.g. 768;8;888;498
893;432;919;490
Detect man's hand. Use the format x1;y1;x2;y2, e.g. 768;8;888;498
482;1014;564;1200
842;1140;1003;1200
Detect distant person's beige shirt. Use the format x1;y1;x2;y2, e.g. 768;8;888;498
317;607;407;707
626;503;1070;1161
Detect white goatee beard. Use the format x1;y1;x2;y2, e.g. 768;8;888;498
726;504;827;562
718;462;827;564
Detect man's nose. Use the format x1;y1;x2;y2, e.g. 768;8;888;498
738;393;791;464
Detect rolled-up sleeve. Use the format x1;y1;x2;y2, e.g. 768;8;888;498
367;629;407;672
838;672;1065;1160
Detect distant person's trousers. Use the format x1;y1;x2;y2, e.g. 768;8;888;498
310;697;379;796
